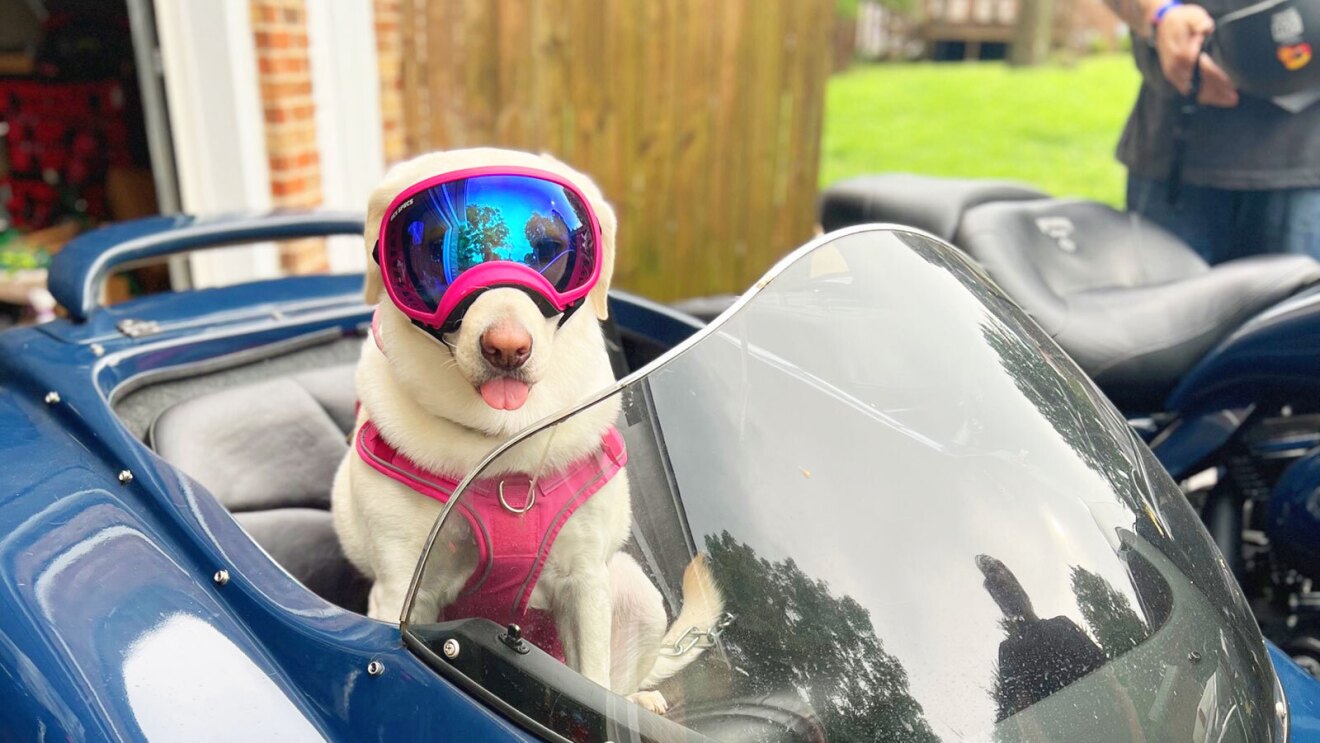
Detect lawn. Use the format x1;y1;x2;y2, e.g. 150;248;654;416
821;54;1141;206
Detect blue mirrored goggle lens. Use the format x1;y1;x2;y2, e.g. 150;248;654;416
384;175;597;313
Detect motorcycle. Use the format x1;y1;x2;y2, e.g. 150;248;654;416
404;224;1315;741
7;212;1318;739
818;172;1320;670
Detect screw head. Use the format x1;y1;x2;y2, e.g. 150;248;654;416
442;638;461;659
44;391;60;404
1187;650;1202;663
366;660;384;677
117;470;133;484
212;569;230;586
90;343;105;357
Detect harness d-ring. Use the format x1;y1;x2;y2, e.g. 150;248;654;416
498;480;536;514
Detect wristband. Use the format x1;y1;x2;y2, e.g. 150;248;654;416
1151;0;1182;25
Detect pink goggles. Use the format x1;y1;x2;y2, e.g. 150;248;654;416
375;166;603;333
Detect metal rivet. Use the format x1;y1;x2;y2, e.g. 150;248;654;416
213;569;230;586
1187;650;1202;664
367;660;384;676
117;470;133;484
1277;700;1287;719
442;638;460;659
90;343;105;357
44;391;60;405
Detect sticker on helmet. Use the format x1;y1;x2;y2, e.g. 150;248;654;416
1278;41;1313;71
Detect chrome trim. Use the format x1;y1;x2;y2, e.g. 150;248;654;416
1274;661;1290;742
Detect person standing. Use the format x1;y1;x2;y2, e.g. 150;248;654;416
1109;0;1320;263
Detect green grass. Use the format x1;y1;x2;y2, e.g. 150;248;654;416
821;55;1141;206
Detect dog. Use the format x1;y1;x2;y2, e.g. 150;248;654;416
331;148;723;712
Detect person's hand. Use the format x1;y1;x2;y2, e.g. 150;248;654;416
1155;4;1239;106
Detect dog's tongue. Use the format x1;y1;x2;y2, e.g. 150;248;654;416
479;378;530;410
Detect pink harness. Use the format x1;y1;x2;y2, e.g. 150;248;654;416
355;419;627;660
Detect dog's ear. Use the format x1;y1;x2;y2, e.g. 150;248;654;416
588;197;617;321
362;167;400;306
362;264;385;306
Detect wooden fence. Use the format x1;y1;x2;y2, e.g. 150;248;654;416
386;0;834;301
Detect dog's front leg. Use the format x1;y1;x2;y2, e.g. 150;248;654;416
368;555;466;624
368;579;413;623
555;566;613;688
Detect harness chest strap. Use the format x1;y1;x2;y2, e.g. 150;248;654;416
354;418;627;657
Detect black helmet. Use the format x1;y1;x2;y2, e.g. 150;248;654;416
1211;0;1320;100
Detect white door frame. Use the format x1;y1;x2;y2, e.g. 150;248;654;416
306;0;385;274
153;0;278;288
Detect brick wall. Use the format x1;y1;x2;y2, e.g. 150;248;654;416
374;0;406;166
250;0;327;273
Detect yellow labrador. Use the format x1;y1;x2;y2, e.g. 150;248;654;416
331;148;722;711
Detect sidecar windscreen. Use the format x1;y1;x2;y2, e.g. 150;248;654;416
402;227;1282;743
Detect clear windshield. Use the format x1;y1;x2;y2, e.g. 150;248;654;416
402;227;1280;743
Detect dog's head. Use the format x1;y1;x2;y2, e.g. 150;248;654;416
363;149;618;437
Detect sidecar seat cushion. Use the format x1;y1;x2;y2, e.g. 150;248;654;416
819;174;1047;241
961;199;1320;409
233;508;370;614
288;364;359;433
151;370;354;512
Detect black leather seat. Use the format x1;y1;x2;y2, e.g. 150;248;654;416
820;174;1047;240
959;199;1320;410
152;365;371;613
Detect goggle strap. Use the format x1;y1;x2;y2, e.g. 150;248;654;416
406;287;585;338
557;298;585;328
410;317;455;348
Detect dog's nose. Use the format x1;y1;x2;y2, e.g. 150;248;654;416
481;323;532;370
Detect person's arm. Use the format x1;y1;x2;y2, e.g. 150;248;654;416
1107;0;1164;34
1106;0;1239;106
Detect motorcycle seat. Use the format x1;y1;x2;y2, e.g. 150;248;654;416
150;364;371;613
959;199;1320;410
820;174;1046;241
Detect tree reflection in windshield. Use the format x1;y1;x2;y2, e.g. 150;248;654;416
1070;565;1148;659
976;317;1141;507
978;555;1106;721
700;531;939;742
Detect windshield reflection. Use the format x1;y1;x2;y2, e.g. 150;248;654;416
979;554;1106;721
405;228;1276;743
699;530;938;741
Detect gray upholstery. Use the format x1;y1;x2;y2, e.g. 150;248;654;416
820;174;1046;241
152;369;355;512
234;508;370;614
288;365;359;434
152;364;369;611
115;335;363;441
960;199;1320;409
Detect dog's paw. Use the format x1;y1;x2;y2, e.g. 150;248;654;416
627;690;668;715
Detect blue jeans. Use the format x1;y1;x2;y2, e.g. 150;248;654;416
1127;175;1320;264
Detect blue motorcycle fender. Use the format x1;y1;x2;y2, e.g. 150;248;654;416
1269;642;1320;742
0;392;334;740
1268;447;1320;579
1150;406;1252;481
0;377;537;741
